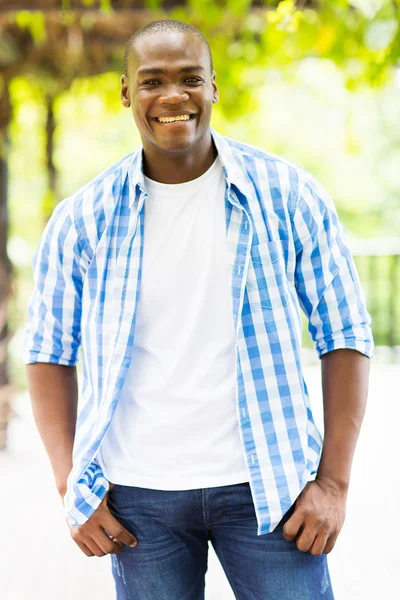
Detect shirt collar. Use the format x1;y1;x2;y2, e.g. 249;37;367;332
127;127;253;208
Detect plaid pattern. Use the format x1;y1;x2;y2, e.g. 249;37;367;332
22;129;373;534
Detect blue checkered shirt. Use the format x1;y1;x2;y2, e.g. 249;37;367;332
22;128;373;534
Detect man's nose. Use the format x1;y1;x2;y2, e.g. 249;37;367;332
158;84;189;104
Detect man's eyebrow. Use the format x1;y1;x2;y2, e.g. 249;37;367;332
179;65;205;73
137;65;206;77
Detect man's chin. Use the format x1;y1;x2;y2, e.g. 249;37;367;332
154;137;194;154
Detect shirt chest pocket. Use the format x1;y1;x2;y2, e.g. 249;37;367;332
247;240;289;310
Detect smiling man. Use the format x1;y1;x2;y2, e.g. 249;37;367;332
23;19;373;600
125;21;218;181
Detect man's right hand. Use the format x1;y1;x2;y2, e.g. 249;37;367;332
65;485;138;557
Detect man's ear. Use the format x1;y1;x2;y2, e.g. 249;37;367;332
211;71;219;105
121;75;131;108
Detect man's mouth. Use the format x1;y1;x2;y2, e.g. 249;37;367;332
151;114;196;124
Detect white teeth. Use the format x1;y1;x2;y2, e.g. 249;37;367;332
157;115;191;123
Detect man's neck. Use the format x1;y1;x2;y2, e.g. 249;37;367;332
142;137;218;184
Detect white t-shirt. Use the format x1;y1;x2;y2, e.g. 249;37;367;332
98;155;249;490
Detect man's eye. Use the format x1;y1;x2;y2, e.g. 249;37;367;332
141;77;202;85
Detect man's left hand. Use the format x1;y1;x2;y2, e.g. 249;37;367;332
282;478;347;556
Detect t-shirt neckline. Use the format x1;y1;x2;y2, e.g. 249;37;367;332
143;155;221;195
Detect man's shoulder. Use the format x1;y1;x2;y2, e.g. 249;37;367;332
65;151;136;214
222;135;310;180
48;152;137;254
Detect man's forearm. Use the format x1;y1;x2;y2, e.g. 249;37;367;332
25;363;78;498
316;348;370;493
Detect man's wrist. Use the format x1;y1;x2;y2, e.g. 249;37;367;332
315;473;349;495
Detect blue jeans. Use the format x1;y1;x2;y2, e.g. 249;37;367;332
106;481;334;599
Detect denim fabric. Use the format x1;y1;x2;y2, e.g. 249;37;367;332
107;481;334;600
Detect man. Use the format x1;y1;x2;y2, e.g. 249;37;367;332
23;18;373;600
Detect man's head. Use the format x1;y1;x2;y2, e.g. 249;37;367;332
121;19;218;156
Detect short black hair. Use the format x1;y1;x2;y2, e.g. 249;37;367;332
123;19;213;77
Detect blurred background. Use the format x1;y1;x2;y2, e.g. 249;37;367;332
0;1;399;599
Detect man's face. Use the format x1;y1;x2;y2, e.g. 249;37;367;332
121;31;218;154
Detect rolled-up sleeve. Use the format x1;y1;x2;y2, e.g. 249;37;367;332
291;173;374;359
22;198;85;367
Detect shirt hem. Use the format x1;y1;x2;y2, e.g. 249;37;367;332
102;469;250;491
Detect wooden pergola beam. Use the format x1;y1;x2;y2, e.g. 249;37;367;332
0;0;180;9
0;0;317;13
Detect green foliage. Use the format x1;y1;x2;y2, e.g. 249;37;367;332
7;1;400;118
100;0;113;14
13;10;47;45
144;0;163;9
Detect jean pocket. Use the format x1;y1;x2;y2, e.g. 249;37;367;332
276;503;296;528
